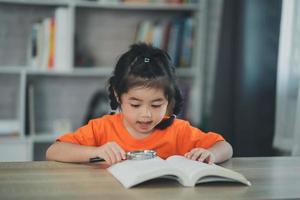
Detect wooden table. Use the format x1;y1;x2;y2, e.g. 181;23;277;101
0;157;299;200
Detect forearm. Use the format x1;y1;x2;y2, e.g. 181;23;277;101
208;141;233;163
46;142;97;163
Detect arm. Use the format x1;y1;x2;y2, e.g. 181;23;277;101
46;141;126;165
184;141;233;164
178;121;233;164
46;118;125;164
207;140;233;163
46;141;97;163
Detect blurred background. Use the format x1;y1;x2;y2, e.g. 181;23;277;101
0;0;299;161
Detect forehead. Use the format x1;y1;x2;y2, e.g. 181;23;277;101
123;86;167;101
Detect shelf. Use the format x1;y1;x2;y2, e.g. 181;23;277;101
26;67;114;77
75;1;199;11
0;66;196;77
0;0;199;11
0;0;204;161
0;119;20;136
0;136;28;142
0;0;69;6
0;66;25;74
29;134;57;143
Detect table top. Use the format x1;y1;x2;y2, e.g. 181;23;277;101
0;156;300;200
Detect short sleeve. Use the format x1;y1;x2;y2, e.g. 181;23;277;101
56;120;98;146
176;121;224;155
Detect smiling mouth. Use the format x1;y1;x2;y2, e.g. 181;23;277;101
137;121;153;129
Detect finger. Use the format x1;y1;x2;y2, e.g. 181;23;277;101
185;152;190;158
207;156;214;164
105;147;117;164
111;143;126;162
107;143;120;164
198;152;209;162
188;148;204;160
185;149;198;159
113;143;126;160
101;150;112;165
190;148;206;153
190;150;204;161
119;148;126;160
109;145;123;163
107;142;125;161
207;154;215;164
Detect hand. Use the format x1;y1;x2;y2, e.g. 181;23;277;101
184;148;216;164
95;142;126;165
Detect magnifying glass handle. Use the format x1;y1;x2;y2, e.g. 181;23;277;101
89;156;105;163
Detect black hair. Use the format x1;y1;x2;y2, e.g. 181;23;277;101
107;43;183;129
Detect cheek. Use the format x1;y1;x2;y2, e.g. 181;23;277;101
157;105;168;116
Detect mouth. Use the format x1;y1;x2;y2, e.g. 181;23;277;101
137;121;153;130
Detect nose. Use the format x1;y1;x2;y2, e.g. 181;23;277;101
141;106;151;118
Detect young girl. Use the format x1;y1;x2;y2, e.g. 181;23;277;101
46;43;232;165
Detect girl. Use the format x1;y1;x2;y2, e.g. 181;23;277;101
46;43;232;165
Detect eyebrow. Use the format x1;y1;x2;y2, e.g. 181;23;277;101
128;97;164;102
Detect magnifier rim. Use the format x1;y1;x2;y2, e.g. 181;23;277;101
126;150;156;160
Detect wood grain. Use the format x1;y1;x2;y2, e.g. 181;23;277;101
0;157;300;200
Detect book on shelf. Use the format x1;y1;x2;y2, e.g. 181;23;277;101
108;155;251;188
134;17;194;68
167;18;184;67
26;84;36;136
54;7;72;71
179;17;194;67
28;7;71;71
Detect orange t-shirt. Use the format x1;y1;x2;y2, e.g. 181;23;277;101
57;114;224;159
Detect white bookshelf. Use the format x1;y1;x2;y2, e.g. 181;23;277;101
75;1;199;11
0;0;206;161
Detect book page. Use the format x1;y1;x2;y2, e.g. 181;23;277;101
166;155;216;186
166;156;251;186
166;155;214;176
107;157;182;188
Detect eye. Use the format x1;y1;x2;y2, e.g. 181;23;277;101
152;104;162;108
130;104;140;108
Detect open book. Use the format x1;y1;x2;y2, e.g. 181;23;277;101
108;155;251;188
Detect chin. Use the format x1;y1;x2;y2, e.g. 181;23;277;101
135;127;154;134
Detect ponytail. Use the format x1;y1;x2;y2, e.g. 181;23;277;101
108;77;119;114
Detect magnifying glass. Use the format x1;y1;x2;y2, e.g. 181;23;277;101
89;150;157;163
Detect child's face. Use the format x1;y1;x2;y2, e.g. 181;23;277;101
120;86;168;137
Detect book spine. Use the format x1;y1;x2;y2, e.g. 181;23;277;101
41;18;50;70
29;23;40;69
48;17;56;69
54;7;72;71
180;18;194;68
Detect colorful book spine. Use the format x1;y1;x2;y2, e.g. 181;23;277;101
48;17;55;69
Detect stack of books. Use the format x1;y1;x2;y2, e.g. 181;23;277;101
28;8;72;71
134;18;194;68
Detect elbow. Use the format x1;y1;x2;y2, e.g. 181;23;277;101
45;143;56;161
217;140;233;163
221;140;233;160
227;141;233;159
45;149;51;161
